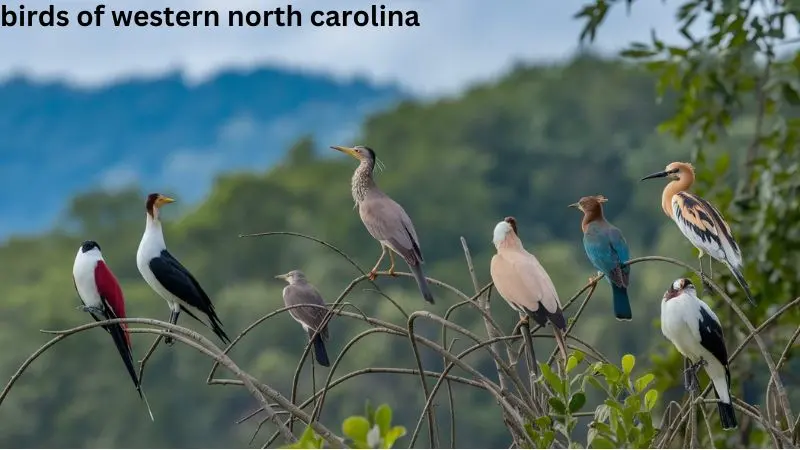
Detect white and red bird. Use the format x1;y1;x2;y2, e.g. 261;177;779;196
660;278;737;430
72;240;153;421
490;216;569;362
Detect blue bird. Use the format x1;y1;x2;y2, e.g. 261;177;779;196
569;195;632;320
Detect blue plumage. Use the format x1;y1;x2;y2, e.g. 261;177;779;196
571;195;632;320
583;222;632;320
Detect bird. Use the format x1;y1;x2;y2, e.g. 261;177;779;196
331;145;434;304
490;216;568;362
276;270;331;367
73;240;154;421
641;162;755;305
136;193;230;346
660;277;738;430
569;195;632;320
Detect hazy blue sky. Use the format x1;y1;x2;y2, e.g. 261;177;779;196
0;0;686;94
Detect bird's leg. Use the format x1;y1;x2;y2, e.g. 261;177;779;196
682;358;699;393
387;251;397;277
368;246;387;281
698;251;714;295
165;309;180;347
514;313;529;332
588;270;604;286
77;304;104;316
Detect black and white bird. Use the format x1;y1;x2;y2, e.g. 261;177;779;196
136;193;230;346
660;278;737;430
73;240;154;421
276;270;331;367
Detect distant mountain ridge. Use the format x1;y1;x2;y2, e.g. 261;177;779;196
0;67;404;238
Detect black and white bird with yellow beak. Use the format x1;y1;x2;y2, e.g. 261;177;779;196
660;278;737;430
331;145;434;304
276;269;331;367
136;193;230;346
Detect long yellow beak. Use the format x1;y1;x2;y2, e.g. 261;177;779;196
156;196;176;207
330;145;361;160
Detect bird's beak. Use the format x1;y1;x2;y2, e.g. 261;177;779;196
157;196;176;206
330;145;361;160
568;202;580;209
640;170;670;181
274;273;287;280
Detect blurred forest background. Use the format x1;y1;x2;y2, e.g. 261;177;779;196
1;1;800;448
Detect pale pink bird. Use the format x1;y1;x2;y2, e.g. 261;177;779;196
490;216;569;361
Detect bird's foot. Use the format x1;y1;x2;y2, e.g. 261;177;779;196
77;305;104;316
514;316;530;332
388;267;397;277
683;366;700;394
164;335;176;347
588;271;604;286
367;270;378;281
682;359;706;394
701;277;715;296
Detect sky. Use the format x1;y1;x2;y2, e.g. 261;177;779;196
0;0;688;95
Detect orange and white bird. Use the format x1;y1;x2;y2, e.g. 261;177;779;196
641;162;755;305
490;216;568;361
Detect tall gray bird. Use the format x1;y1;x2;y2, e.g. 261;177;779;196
331;145;434;304
276;270;331;367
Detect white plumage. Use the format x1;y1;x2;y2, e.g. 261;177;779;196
660;278;737;430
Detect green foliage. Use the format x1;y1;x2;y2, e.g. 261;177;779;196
341;402;407;449
284;426;324;449
526;353;660;449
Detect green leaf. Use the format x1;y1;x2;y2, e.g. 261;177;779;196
343;416;371;443
633;373;655;393
644;389;659;411
534;415;552;429
566;355;579;373
540;362;565;395
621;354;635;375
590;437;617;449
549;397;567;415
284;426;323;449
569;392;587;413
374;404;392;435
783;83;800;105
383;426;407;448
599;363;622;384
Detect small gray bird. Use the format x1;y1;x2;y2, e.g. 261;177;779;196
276;270;331;367
331;145;434;304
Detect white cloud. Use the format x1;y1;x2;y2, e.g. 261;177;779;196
0;0;686;95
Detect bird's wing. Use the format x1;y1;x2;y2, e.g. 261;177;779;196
359;194;423;263
149;250;215;314
672;192;742;266
696;300;729;369
283;284;330;339
491;250;561;315
94;261;132;347
583;225;630;287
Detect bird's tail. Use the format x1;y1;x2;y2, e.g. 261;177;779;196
725;263;756;305
717;400;737;430
311;333;330;367
409;263;435;304
139;387;155;422
611;284;633;321
207;311;231;345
